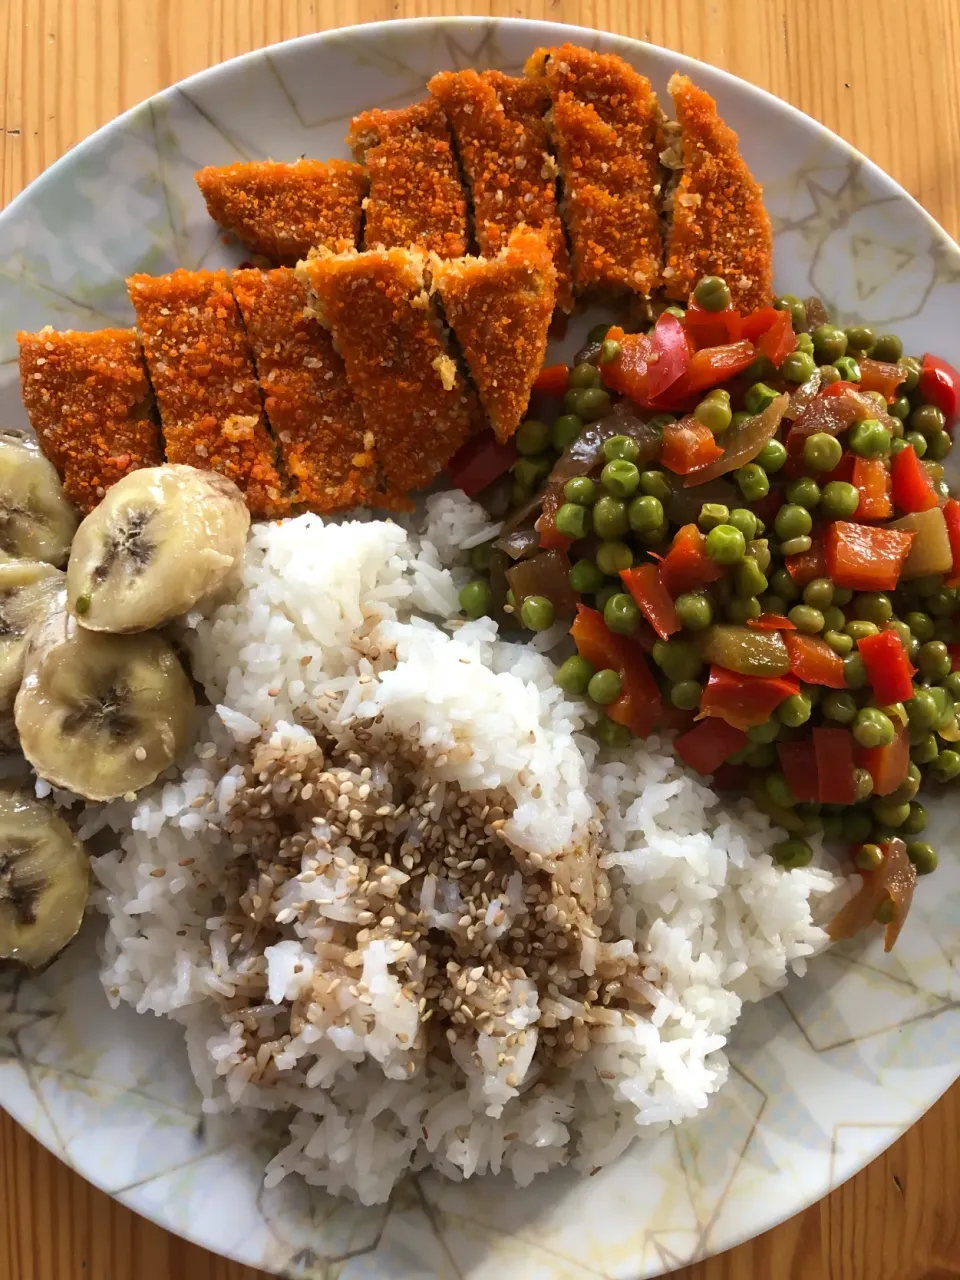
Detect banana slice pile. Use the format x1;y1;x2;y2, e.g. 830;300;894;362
0;431;78;567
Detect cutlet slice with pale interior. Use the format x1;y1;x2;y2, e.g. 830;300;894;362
348;99;469;259
663;74;773;313
17;327;161;511
231;267;375;512
195;159;367;265
128;269;284;516
430;227;557;444
428;69;572;312
298;248;477;494
525;44;664;298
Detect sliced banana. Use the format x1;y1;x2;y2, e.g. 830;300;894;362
66;464;249;633
0;431;78;567
0;787;89;969
15;609;196;801
0;560;65;724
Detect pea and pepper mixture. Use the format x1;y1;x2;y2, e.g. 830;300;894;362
450;277;960;948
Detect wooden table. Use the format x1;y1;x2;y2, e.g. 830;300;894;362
1;2;959;1277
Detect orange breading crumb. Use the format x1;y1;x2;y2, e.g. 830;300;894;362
348;99;468;259
298;248;478;493
430;228;557;444
663;74;774;313
428;69;572;312
17;327;161;512
128;269;284;517
195;159;366;265
231;267;374;512
525;44;664;297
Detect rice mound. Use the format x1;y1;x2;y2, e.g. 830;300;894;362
89;493;842;1205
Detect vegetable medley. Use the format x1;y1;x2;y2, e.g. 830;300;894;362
449;276;960;950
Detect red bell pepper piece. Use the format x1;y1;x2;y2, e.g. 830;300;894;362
852;455;892;520
684;300;743;349
948;643;960;672
699;665;799;731
858;358;904;402
657;523;726;595
740;306;780;343
890;443;938;514
813;727;856;804
823;521;915;591
711;761;752;791
619;564;681;640
646;313;692;399
661;419;724;474
820;380;862;399
747;613;797;632
448;430;518;496
783;632;847;688
675;717;748;776
570;605;662;738
648;341;758;410
597;327;654;402
777;739;819;803
943;498;960;587
756;308;797;367
785;535;826;587
855;721;910;796
857;629;917;704
536;488;574;551
918;353;960;429
600;318;692;404
533;363;570;396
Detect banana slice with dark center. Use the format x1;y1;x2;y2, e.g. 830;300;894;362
15;610;196;801
0;431;78;567
0;560;65;717
0;787;89;969
67;464;249;632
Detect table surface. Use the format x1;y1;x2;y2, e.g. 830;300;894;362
1;2;959;1278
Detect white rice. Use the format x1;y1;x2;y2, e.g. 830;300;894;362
87;491;843;1206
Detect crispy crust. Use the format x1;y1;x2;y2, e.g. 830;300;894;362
195;159;366;264
430;227;557;443
428;69;572;312
299;248;477;493
17;327;161;511
348;99;468;259
525;44;664;298
231;267;374;512
128;269;285;516
664;74;774;312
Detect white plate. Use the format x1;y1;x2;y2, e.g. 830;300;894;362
1;16;958;1279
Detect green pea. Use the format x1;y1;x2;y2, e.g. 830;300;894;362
802;432;843;473
647;413;678;432
599;338;621;364
886;619;913;654
588;668;622;705
776;502;814;541
782;480;818;513
675;591;713;631
594;583;619;613
593;495;629;540
898;356;922;392
555;654;594;696
889;395;912;421
705;523;746;565
568;360;602;389
670;679;702;710
824;629;854;655
623;496;660;537
930;587;958;619
843;808;873;842
600;459;640;498
747;539;771;575
872;333;903;363
841;651;866;689
652;639;703;682
853;707;895;748
729;411;752;431
516;418;552;456
905;689;938;732
639;469;672;502
564;386;611;422
926;429;952;461
905;610;935;642
850;592;893;625
781;350;817;384
848;418;891;458
603;434;640;463
799;579;832;614
871;797;911;828
906;842;938;875
596;715;631;748
693;274;732;311
724;508;757;542
459;579;493;619
823;690;858;724
469;540;494;573
819;480;860;520
843;323;873;353
735;463;770;501
777;693;811;727
855;842;884;871
833;355;861;382
569;558;604;595
769;567;800;603
747;719;781;744
520;594;555;632
932;748;960;781
554;502;591;539
596;540;633;576
901;801;927;835
551;413;583;451
818;364;842;386
772;837;813;869
945;670;960;699
908;403;945;436
766;772;797;807
512;455;552;489
559;477;593;508
694;394;733;435
917;640;952;681
726;596;762;623
745;742;776;768
888;763;922;803
774;294;807;329
911;732;940;764
845;620;880;642
735;558;768;598
812;324;848;362
602;591;640;635
744;382;779;415
761;594;787;617
875;898;895;925
757;439;788;473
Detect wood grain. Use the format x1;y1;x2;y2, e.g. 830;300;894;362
1;2;958;1278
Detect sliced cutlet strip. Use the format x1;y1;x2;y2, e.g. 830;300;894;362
298;248;477;494
231;267;374;512
428;69;572;313
525;44;664;298
348;99;468;259
195;159;367;265
664;74;774;313
430;227;557;444
128;269;285;517
17;327;161;512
